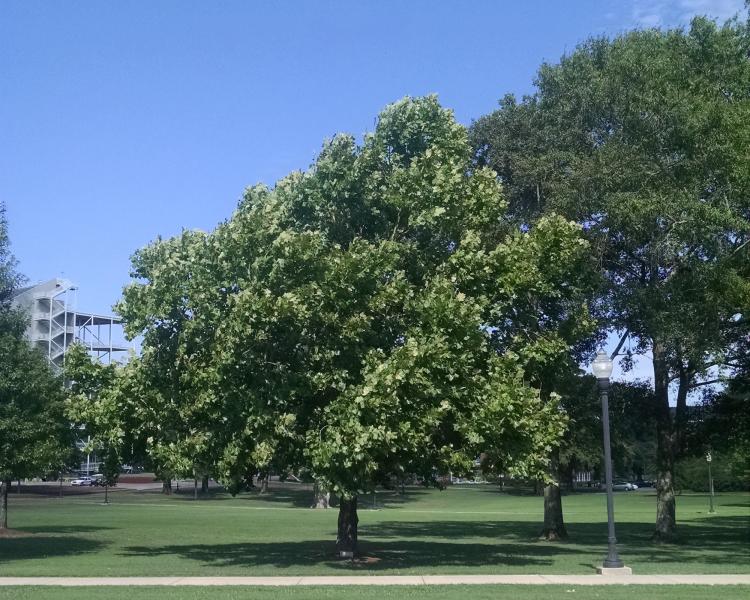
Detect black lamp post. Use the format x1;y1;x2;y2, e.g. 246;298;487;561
707;451;716;514
592;350;624;570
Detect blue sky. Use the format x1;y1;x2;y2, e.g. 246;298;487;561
1;1;745;380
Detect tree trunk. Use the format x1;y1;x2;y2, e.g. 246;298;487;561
104;483;109;504
540;484;567;540
540;452;567;540
566;463;575;489
201;475;209;494
652;340;676;542
336;496;358;557
162;479;172;495
0;479;9;529
259;472;269;494
194;477;198;500
312;481;330;509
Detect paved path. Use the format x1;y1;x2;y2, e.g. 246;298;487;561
1;575;749;586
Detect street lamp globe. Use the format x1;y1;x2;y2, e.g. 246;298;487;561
592;350;614;380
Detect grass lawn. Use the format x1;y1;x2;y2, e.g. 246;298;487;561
1;587;750;600
0;484;747;576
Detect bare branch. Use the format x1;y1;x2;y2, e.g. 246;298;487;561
687;378;724;390
610;329;629;360
731;238;749;256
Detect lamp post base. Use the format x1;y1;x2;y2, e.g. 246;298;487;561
597;566;633;576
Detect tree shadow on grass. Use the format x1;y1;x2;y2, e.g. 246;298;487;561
367;516;750;568
18;525;114;534
0;537;107;563
121;538;559;571
119;514;749;573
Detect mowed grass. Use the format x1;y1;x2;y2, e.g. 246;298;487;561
2;587;749;600
0;484;747;576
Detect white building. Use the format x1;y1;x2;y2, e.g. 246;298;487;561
11;278;129;474
10;278;127;369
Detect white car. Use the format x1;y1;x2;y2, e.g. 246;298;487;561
612;481;638;491
71;477;93;486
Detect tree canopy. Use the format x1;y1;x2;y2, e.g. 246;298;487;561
471;16;750;540
118;96;597;553
0;203;71;530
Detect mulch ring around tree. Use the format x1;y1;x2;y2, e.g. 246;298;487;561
0;528;35;538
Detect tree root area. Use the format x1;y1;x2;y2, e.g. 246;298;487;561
0;528;34;538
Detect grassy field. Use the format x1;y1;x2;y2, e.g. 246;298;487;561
2;586;750;600
0;484;747;577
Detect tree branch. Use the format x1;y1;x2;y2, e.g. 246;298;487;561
731;238;749;256
687;378;724;390
610;329;629;360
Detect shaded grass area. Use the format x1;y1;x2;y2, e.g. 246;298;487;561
0;485;747;576
1;586;749;600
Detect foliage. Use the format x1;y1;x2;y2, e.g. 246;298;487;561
690;364;750;487
471;16;750;537
118;96;596;505
0;203;23;307
64;344;150;481
0;333;71;484
0;205;71;505
554;376;657;482
675;451;748;492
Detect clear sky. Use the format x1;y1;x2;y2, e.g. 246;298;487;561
1;0;744;374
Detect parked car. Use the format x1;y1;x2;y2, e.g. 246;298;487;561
612;481;638;491
92;475;117;487
634;479;653;488
71;477;93;486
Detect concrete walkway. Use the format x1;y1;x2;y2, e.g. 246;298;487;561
0;575;748;586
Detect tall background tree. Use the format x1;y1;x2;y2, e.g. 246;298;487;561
118;97;596;555
0;203;71;531
471;16;750;540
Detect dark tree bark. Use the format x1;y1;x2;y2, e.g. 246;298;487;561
652;340;678;542
0;479;9;529
312;481;330;509
540;483;568;540
259;472;269;494
162;479;172;495
201;475;209;494
336;496;358;556
565;463;575;489
540;452;567;540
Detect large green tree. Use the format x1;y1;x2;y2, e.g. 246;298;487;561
119;97;596;554
471;16;750;540
0;203;71;530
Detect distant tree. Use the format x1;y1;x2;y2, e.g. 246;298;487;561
471;16;750;541
120;96;595;555
695;355;750;488
65;344;152;502
114;229;230;495
0;204;71;530
537;374;656;540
